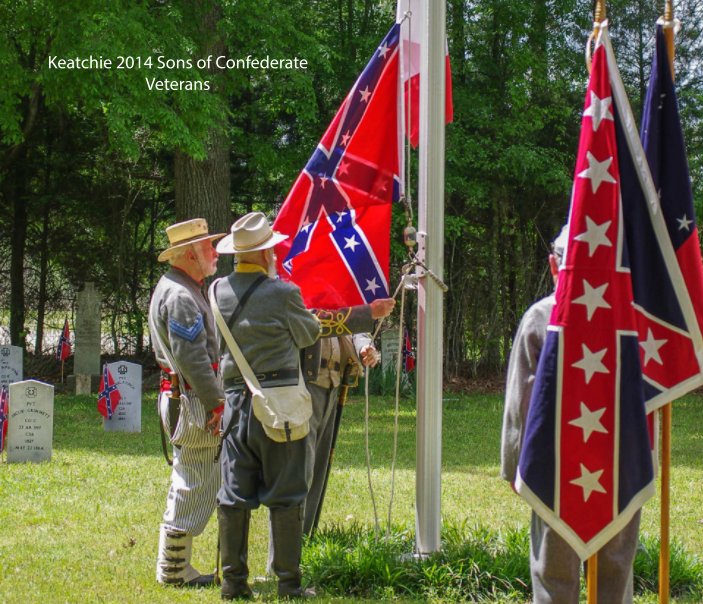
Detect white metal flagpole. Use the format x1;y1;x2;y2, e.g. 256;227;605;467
415;0;446;555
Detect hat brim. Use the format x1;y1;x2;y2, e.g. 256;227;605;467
216;231;288;255
157;233;226;262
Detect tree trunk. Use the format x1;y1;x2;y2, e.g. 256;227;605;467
174;129;230;235
35;201;51;354
7;156;28;348
174;1;231;275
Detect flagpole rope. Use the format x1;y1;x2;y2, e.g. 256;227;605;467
362;6;448;533
387;282;408;536
585;0;607;73
364;262;416;533
364;358;381;532
402;9;413;218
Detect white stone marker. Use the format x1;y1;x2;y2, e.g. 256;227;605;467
103;361;142;433
0;345;22;388
6;380;54;463
380;330;400;373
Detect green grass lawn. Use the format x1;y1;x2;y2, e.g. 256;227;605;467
0;389;701;603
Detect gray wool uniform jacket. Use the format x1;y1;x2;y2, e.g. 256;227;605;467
212;271;374;383
149;267;223;412
501;293;555;483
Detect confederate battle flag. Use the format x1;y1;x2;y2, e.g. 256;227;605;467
516;22;703;560
273;23;402;308
97;364;121;420
0;384;8;454
56;318;71;362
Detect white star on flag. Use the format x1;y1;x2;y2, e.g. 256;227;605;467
344;235;360;252
578;151;617;194
377;42;390;59
319;176;328;188
568;402;608;443
573;279;611;321
677;214;693;231
365;277;380;294
335;211;347;223
583;91;614;131
340;131;351;147
639;328;667;366
572;343;609;384
574;217;612;257
359;86;371;103
570;463;607;502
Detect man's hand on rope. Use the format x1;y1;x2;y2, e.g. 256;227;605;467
360;345;380;367
370;297;395;319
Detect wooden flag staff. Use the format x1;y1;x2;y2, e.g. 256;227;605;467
659;7;675;604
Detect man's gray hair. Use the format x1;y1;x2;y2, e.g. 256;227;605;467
551;224;569;262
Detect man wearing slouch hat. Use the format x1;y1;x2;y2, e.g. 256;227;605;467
210;212;394;600
148;218;226;588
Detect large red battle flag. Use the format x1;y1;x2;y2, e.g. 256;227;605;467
273;24;402;309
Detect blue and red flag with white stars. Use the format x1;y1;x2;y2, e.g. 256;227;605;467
98;364;121;420
273;24;402;308
516;22;703;560
638;24;703;412
56;318;71;362
403;327;415;372
0;384;8;454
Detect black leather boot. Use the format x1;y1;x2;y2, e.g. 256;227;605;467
270;506;315;599
218;506;253;600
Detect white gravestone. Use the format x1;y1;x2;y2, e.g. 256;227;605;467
0;345;22;388
380;330;400;373
6;380;54;463
103;361;142;433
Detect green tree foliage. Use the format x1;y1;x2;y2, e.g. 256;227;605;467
1;0;703;381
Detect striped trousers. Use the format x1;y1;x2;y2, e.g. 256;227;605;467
163;444;219;535
159;391;220;535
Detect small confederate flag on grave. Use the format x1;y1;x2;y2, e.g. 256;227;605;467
56;318;72;362
0;384;8;454
97;364;121;420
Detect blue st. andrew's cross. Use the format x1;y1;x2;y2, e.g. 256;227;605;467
99;365;120;420
282;24;401;303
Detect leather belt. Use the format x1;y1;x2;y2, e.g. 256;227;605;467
224;367;299;389
159;363;218;392
320;358;341;372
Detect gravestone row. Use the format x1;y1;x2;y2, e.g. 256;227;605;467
2;362;142;464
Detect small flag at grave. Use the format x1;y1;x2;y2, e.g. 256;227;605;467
0;384;8;454
97;364;121;420
56;318;72;362
403;327;415;372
